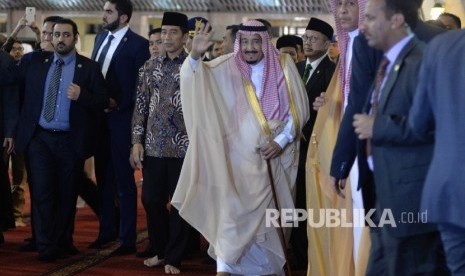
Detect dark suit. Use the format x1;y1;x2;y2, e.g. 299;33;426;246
330;21;446;212
364;37;446;275
292;55;335;267
329;23;447;276
91;29;149;248
410;30;465;274
15;52;107;159
330;34;382;214
297;56;336;143
3;50;107;257
0;50;17;237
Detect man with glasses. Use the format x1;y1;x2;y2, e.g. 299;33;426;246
291;17;336;269
297;18;335;139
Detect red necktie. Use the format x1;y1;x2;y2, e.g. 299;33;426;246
366;57;390;156
371;57;390;114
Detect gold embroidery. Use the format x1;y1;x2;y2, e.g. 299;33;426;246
280;54;301;138
244;80;272;140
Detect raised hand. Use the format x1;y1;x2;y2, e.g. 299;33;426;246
190;23;215;60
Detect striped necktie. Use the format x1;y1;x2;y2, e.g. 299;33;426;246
43;58;64;122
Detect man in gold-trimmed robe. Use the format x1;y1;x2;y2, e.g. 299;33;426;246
172;20;309;275
306;1;371;276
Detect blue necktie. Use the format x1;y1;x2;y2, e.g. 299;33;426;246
97;34;114;68
43;58;64;122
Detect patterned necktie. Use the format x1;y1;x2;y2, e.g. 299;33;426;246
43;58;64;122
302;63;312;84
97;34;114;68
370;57;390;114
366;56;390;156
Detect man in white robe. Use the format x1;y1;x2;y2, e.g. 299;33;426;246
172;20;309;275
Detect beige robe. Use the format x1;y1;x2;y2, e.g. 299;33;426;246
306;63;370;276
172;53;309;272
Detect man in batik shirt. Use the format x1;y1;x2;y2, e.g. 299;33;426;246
130;11;190;275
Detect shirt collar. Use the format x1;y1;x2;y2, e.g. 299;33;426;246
348;28;360;40
385;33;414;68
306;53;327;69
162;49;188;62
53;51;76;65
108;25;129;41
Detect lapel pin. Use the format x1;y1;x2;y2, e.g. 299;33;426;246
44;58;49;63
77;64;82;68
123;37;128;42
394;64;400;71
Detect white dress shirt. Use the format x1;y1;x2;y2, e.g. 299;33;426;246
96;25;129;77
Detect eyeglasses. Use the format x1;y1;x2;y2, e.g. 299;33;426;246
302;35;321;43
11;46;24;51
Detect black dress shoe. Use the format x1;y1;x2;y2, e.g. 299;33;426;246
58;244;80;258
67;245;79;255
19;241;37;252
37;251;57;262
88;238;115;249
111;246;136;256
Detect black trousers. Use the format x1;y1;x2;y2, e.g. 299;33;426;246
94;119;136;247
27;128;82;254
366;226;449;276
289;139;308;268
0;148;14;232
79;171;99;215
142;157;190;267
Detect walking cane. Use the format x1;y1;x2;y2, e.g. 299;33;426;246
266;159;293;276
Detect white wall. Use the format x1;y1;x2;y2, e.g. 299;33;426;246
422;0;464;23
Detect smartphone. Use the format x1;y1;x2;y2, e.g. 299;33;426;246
25;7;36;26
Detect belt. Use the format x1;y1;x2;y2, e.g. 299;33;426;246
38;126;70;133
